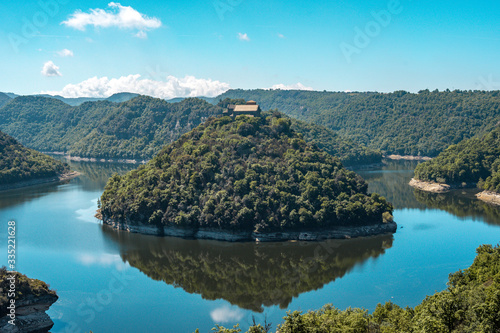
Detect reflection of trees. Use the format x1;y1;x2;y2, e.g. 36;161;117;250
102;227;393;312
0;184;60;210
358;160;427;209
65;160;137;191
413;189;500;226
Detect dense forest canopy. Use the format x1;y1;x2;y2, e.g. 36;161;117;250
101;114;393;233
414;125;500;193
205;244;500;333
0;95;381;166
0;130;69;185
217;89;500;157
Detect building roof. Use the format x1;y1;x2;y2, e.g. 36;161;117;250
233;105;260;112
246;100;257;105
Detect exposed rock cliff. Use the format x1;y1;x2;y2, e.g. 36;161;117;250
0;268;58;333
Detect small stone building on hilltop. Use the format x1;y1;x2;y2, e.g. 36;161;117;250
223;101;261;118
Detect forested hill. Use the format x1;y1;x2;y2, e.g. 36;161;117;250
0;95;221;160
0;96;382;166
0;130;69;185
0;92;11;108
101;114;393;234
35;92;139;106
216;89;500;157
414;125;500;193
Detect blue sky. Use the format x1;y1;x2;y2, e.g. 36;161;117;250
0;0;499;97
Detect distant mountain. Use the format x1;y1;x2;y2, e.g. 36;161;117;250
3;92;19;99
105;92;140;103
166;96;215;104
216;89;500;157
34;92;140;106
0;93;11;108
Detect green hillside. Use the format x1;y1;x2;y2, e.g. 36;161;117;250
414;126;500;193
216;89;500;157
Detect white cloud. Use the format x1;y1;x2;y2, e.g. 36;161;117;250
134;30;147;39
238;32;250;41
277;33;285;39
57;49;74;57
269;82;313;91
41;74;231;99
62;2;162;38
41;61;62;77
210;306;244;323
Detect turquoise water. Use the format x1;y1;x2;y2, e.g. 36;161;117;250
1;160;500;332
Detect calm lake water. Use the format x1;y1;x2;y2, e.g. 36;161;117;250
1;160;500;332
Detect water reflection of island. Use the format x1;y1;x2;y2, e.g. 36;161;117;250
413;189;500;226
102;227;393;312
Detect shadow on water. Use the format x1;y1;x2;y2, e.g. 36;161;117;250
102;226;394;312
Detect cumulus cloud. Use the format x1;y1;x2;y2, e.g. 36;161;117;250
41;74;231;99
269;82;313;91
210;306;244;323
41;61;62;77
238;32;250;41
62;2;161;38
57;49;74;57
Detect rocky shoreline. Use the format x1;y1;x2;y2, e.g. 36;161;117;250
409;178;451;193
45;151;148;164
0;269;58;333
385;154;432;161
476;191;500;206
101;217;397;242
409;178;476;193
0;171;80;192
0;294;59;333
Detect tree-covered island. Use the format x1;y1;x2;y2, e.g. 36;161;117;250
100;112;395;241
